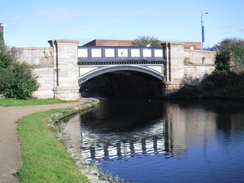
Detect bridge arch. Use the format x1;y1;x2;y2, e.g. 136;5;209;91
78;65;163;85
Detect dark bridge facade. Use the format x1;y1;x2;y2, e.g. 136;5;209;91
78;46;166;84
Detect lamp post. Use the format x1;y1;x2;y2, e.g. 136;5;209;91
201;12;209;49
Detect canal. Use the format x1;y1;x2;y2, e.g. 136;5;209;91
64;98;244;183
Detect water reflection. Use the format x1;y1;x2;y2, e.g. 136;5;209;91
79;99;167;161
63;99;244;183
77;99;223;161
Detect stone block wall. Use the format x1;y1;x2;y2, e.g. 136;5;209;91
183;65;215;85
183;49;216;85
32;67;55;98
14;47;54;66
14;47;55;99
184;49;216;65
14;40;81;100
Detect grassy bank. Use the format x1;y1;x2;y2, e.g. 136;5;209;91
16;109;89;183
0;98;76;107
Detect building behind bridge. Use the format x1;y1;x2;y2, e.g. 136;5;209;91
82;39;202;50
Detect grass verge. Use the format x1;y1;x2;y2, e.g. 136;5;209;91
0;98;77;107
16;109;89;183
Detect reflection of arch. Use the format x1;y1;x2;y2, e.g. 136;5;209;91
80;117;166;161
78;65;163;85
84;136;166;161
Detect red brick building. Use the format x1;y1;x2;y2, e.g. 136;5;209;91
82;39;134;47
82;39;202;50
184;42;202;50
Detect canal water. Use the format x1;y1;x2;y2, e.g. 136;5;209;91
65;98;244;183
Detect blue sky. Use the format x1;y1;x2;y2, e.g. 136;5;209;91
1;0;243;48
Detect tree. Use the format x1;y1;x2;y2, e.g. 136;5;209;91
214;38;244;52
132;36;162;47
0;43;39;99
215;50;231;71
0;41;15;68
214;38;244;73
0;32;3;42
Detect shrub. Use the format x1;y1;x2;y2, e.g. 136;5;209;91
202;79;216;90
214;38;244;73
215;50;231;71
0;43;39;99
202;70;229;90
0;41;15;68
230;46;244;73
0;32;4;43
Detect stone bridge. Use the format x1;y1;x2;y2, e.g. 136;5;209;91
14;40;216;100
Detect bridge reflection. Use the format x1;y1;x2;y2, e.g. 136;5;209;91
80;120;167;161
87;137;166;161
63;99;219;162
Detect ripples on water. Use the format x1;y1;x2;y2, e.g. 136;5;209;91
65;99;244;183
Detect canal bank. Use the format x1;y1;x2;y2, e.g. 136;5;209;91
47;99;112;183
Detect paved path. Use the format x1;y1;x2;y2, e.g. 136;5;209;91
0;100;91;183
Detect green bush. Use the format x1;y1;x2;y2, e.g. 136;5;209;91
214;38;244;73
230;46;244;73
231;46;244;66
0;43;39;99
200;70;243;95
208;70;228;88
0;32;4;42
201;80;216;90
0;41;15;68
215;50;231;71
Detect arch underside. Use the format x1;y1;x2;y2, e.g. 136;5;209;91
78;65;163;85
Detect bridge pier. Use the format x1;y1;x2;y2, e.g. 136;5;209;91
48;40;80;100
162;42;185;96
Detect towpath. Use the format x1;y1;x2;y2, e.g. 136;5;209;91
0;99;92;183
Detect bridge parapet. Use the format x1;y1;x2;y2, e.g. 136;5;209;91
78;46;165;64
